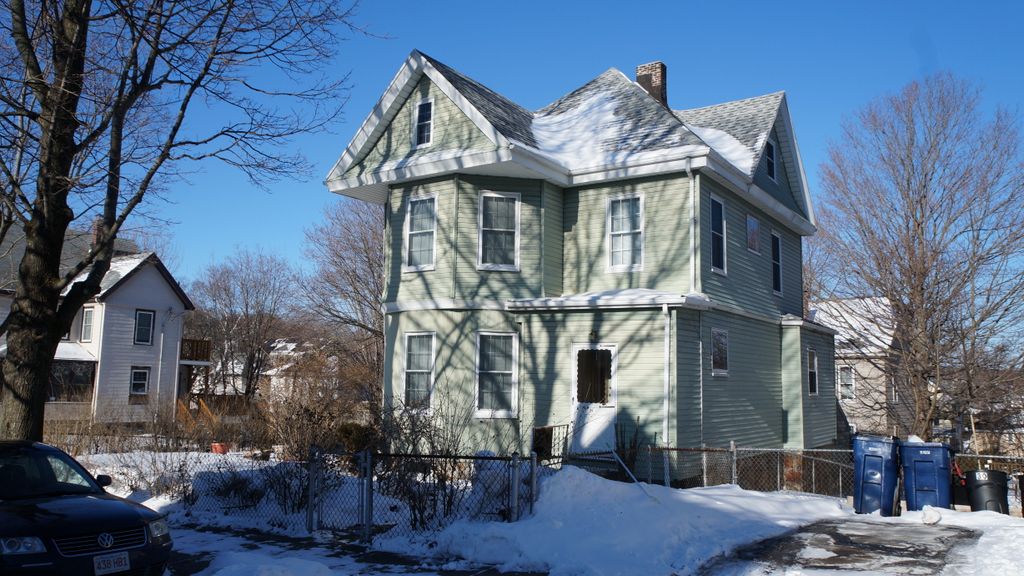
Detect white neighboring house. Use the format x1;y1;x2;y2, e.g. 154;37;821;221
0;252;206;424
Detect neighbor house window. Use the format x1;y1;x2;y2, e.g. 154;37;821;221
746;215;760;253
608;195;643;272
130;366;150;395
404;333;434;409
838;366;855;399
771;232;783;295
765;139;776;181
711;196;726;273
890;376;899;404
478;192;519;270
711;329;728;376
80;307;94;342
134;310;155;345
404;195;436;271
414;99;433;147
807;349;818;395
476;332;517;417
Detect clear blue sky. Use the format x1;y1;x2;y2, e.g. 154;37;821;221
156;0;1024;283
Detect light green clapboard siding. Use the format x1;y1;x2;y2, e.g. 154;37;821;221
700;310;784;448
562;175;692;295
700;175;803;317
801;329;837;448
542;181;564;297
780;324;804;448
675;309;703;448
752;125;804;218
385;308;673;453
385;178;457;303
345;76;496;179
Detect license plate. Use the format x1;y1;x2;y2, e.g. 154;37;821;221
94;551;130;575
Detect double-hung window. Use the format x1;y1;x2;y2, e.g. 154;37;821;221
608;195;643;272
478;192;519;271
130;366;150;395
765;139;777;181
711;329;729;376
771;232;783;295
404;195;436;271
807;349;819;395
414;99;433;147
80;307;94;342
838;366;855;399
476;332;517;418
404;333;434;409
746;215;760;254
711;196;726;273
134;310;155;345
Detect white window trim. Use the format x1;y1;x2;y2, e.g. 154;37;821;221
711;328;729;377
746;214;760;255
477;191;521;272
80;307;94;343
134;309;155;345
605;193;644;273
130;366;150;396
765;138;777;182
402;193;437;273
710;194;727;275
807;349;819;396
403;331;435;410
838;365;855;400
771;230;783;296
412;97;434;149
474;331;518;419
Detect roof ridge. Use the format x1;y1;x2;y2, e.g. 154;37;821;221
674;90;785;114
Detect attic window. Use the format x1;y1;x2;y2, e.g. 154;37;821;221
414;99;433;147
765;139;777;181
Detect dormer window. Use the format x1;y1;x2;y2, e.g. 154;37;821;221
414;99;433;147
765;139;777;181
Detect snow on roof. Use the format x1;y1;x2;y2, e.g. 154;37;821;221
810;297;894;355
60;252;152;298
684;124;756;174
54;342;96;362
674;91;783;177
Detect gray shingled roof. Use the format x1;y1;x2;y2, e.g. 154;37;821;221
0;230;138;292
421;52;538;147
674;92;784;175
535;69;705;157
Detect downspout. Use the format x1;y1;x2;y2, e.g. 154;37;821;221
687;164;697;294
155;308;170;423
662;303;670;446
699;310;705;446
450;175;461;299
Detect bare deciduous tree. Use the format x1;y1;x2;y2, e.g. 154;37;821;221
303;199;384;418
190;249;294;399
816;73;1024;440
0;0;361;439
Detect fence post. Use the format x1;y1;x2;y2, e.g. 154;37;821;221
777;451;782;491
306;449;318;533
811;458;817;494
362;450;374;544
646;445;653;484
702;443;708;487
510;452;520;522
530;452;538;515
730;441;738;485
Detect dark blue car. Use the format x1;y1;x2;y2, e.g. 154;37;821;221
0;441;172;575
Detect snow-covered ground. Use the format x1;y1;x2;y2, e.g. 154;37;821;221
117;463;1024;575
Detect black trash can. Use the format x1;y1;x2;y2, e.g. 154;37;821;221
966;469;1009;514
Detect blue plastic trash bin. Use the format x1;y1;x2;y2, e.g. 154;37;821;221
853;434;901;516
900;442;953;511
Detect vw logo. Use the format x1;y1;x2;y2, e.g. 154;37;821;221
97;533;114;549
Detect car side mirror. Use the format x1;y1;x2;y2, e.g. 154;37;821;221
96;475;112;488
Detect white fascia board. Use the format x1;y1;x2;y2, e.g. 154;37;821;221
780;316;839;336
703;154;816;236
326;53;423;182
506;292;714;311
325;50;508;185
777;97;817;227
383;299;506;314
569;151;710;186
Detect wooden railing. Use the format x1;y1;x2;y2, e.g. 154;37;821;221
180;338;212;362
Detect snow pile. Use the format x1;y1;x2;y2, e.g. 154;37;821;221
203;551;336;576
531;93;621;170
895;508;1023;574
429;466;849;575
687;125;756;174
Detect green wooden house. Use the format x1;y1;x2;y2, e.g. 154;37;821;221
325;51;837;458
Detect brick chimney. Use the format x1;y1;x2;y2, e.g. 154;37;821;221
636;61;667;107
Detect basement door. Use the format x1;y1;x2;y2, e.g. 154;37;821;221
570;344;617;453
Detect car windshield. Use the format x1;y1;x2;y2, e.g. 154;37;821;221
0;448;100;500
